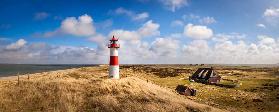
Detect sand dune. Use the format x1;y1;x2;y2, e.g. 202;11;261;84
0;67;223;112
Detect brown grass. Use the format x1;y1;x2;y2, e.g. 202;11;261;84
0;67;223;112
120;65;279;112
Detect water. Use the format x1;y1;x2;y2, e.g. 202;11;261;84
0;64;97;77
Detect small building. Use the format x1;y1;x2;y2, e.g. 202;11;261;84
189;67;221;84
175;85;197;96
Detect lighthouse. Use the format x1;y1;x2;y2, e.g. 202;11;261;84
108;36;120;79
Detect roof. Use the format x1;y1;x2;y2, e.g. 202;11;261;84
191;67;219;80
110;35;118;41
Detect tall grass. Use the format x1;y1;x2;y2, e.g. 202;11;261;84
0;67;221;112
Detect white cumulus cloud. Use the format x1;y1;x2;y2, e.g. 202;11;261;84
212;33;246;42
181;34;279;64
264;7;279;17
257;24;266;28
150;38;179;57
6;39;27;50
183;40;210;57
138;20;160;37
257;35;276;46
3;14;279;64
60;14;96;36
1;33;279;64
109;20;160;41
263;7;279;26
109;30;141;41
43;14;96;37
184;24;213;39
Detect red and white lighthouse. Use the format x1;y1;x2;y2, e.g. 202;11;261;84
108;36;120;79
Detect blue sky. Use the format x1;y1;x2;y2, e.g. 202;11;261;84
0;0;279;64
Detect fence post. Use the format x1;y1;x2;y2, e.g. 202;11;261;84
17;73;20;85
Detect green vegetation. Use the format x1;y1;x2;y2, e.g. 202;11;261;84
121;65;279;112
1;65;278;111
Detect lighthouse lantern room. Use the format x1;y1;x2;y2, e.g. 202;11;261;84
108;36;120;79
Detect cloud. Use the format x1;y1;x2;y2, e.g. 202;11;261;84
182;14;216;25
5;39;27;50
199;16;216;25
109;20;160;41
171;20;184;27
138;20;160;37
107;20;161;63
169;33;183;39
109;30;141;41
257;24;266;28
0;39;105;64
212;33;246;42
263;7;279;26
94;20;160;61
256;35;278;54
2;14;279;64
101;20;160;63
115;7;149;21
43;14;96;37
159;0;188;12
258;35;276;45
34;12;49;20
150;37;179;57
264;7;279;17
182;40;210;58
115;7;133;16
212;40;249;63
89;34;106;44
0;38;11;49
133;12;149;21
184;24;213;39
180;34;279;64
182;14;200;20
88;34;109;56
60;14;95;36
1;33;279;64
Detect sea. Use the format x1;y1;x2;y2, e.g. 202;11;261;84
0;64;277;77
0;64;97;77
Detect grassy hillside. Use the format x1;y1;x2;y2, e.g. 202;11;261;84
0;66;222;112
120;65;279;112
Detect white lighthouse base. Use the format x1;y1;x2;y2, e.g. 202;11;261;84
109;65;119;79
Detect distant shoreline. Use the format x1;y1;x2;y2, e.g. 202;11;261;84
0;64;99;78
0;64;278;78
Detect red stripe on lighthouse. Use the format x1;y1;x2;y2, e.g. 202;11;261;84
110;56;119;65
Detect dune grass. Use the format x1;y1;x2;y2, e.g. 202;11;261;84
121;65;279;112
1;65;278;112
0;66;222;112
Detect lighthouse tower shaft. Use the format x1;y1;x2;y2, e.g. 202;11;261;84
108;36;120;79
